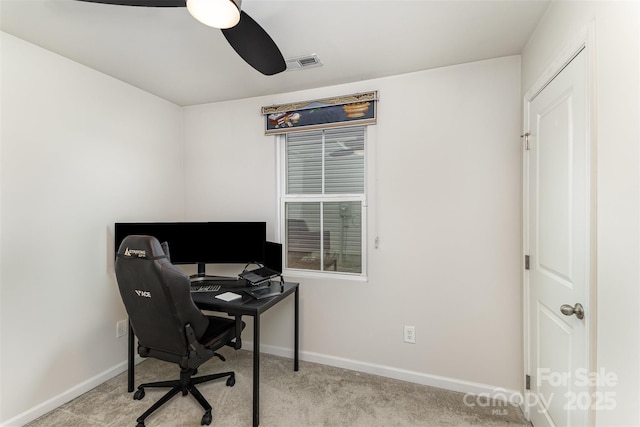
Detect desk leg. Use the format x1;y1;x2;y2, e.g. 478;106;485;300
294;287;299;371
128;320;134;392
253;314;260;427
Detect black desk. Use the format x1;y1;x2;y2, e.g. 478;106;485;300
127;281;299;427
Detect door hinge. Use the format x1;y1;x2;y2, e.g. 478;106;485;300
525;255;530;270
521;132;530;150
526;374;531;390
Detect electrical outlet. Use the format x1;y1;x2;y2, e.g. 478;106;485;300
404;325;416;344
116;319;128;338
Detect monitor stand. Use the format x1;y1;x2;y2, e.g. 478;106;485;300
189;263;237;282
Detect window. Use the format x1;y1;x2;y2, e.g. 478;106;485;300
280;126;367;277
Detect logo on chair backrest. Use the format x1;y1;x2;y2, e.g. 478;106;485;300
124;247;146;258
134;290;151;298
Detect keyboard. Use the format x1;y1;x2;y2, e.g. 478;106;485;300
190;283;221;293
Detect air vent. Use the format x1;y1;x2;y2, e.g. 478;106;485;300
286;54;322;71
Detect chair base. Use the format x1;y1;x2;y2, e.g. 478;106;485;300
133;368;235;427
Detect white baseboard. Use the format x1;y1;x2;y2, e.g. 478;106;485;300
1;356;144;427
251;342;523;404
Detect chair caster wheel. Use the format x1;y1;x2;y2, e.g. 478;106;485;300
201;410;212;425
226;375;235;387
133;388;145;400
136;422;145;427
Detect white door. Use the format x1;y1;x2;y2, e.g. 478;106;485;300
525;48;590;427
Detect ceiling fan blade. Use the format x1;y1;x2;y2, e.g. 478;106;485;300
222;11;286;76
76;0;185;6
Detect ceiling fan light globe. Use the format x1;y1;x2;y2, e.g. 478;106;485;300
186;0;241;29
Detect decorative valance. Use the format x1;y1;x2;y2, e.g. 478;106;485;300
262;91;378;135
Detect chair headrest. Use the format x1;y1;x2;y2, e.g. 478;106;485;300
117;235;168;260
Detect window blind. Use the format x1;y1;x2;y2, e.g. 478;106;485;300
286;127;365;195
284;126;366;275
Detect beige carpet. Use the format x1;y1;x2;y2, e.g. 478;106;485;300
27;348;529;426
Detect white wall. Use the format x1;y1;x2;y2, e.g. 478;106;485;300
0;32;526;425
521;1;640;426
183;56;523;394
0;32;185;425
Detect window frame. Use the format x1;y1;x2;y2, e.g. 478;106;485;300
276;126;368;281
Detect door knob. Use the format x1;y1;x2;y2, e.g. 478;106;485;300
560;303;584;320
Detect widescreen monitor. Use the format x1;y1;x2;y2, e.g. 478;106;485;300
114;222;267;273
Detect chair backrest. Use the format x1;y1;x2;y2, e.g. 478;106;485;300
115;235;209;358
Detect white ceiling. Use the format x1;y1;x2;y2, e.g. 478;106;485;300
1;0;549;106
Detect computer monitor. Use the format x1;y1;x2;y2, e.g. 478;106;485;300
114;222;267;278
264;241;283;274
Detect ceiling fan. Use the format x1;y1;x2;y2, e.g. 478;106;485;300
76;0;286;75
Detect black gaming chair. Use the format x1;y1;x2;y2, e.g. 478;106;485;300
115;235;244;427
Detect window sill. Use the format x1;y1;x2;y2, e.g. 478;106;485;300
282;268;368;282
